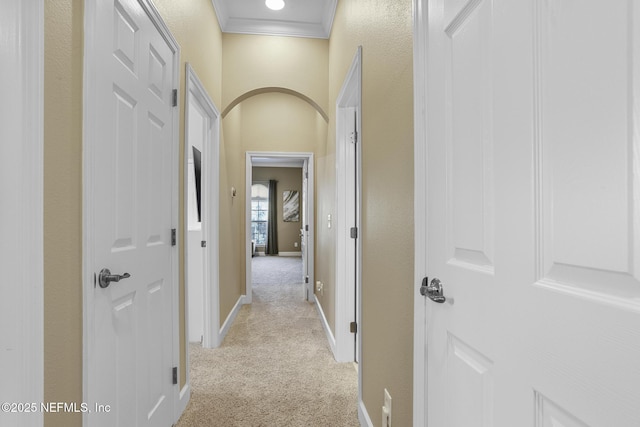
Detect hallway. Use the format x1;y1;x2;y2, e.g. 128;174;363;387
25;0;416;425
178;257;358;426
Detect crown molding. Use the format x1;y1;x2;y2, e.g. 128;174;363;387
211;0;336;39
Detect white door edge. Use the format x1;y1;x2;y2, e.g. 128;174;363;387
412;0;428;425
245;151;315;305
0;1;44;425
184;63;221;353
82;1;181;425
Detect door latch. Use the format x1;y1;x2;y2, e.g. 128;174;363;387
420;277;446;303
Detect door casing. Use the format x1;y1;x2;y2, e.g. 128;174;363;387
412;0;429;424
245;152;315;303
335;46;363;365
182;63;221;417
335;45;364;424
0;1;44;426
184;63;221;353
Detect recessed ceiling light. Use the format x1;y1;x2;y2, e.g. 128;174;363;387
265;0;285;11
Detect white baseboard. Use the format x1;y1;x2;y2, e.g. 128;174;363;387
278;252;302;257
219;295;245;343
358;399;374;427
314;294;337;359
253;252;301;257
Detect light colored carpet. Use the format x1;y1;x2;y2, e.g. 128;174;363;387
176;281;359;427
251;255;303;285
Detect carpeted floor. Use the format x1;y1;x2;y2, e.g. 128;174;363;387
251;255;304;285
176;261;359;427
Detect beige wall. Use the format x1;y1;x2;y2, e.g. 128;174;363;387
222;91;328;295
328;1;415;426
253;167;304;254
43;1;223;425
222;34;329;114
44;1;83;425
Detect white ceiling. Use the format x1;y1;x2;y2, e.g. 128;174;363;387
211;0;338;39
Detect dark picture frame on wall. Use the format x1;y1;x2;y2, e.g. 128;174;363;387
283;190;299;222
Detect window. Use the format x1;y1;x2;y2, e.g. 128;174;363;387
251;183;269;245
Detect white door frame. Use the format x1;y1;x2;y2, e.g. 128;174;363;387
335;46;364;425
245;152;315;303
184;62;221;354
0;1;44;426
413;0;428;424
82;0;181;424
335;46;362;366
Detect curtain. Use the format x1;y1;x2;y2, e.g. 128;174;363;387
266;179;279;255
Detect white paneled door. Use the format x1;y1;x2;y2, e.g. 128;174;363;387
418;0;640;425
86;0;177;426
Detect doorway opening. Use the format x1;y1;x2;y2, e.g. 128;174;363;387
184;64;221;353
245;152;315;303
335;47;362;367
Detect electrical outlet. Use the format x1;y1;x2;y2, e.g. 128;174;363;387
382;388;392;427
294;242;298;248
316;281;324;296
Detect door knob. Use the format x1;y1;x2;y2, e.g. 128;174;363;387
420;277;446;303
98;268;131;288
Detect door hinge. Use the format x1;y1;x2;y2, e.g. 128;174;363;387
171;89;178;107
305;171;309;179
172;367;178;385
305;224;309;232
305;276;309;284
350;227;358;239
201;240;207;248
350;321;358;333
171;228;177;246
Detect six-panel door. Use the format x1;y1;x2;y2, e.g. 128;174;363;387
425;0;640;425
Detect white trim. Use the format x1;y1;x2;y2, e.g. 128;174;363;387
184;63;221;352
82;1;181;425
223;19;329;39
246;151;315;304
210;0;337;39
0;1;44;425
219;295;248;341
358;399;375;427
413;0;429;426
81;2;98;424
335;47;362;367
321;0;338;36
278;251;303;257
252;158;305;168
314;294;337;357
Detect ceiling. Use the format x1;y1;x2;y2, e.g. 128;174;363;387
211;0;338;39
